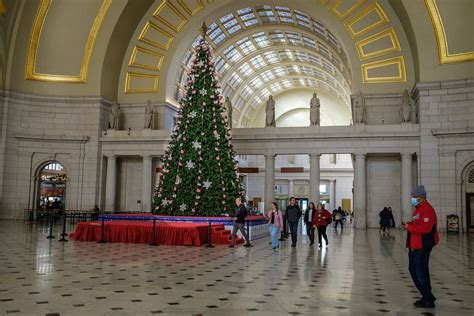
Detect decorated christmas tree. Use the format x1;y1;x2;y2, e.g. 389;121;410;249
153;23;242;216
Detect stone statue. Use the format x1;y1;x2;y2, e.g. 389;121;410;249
400;89;412;123
223;97;233;129
144;99;153;129
265;95;275;127
353;91;366;124
310;92;320;126
108;101;121;130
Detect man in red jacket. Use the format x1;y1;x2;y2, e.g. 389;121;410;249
402;185;439;309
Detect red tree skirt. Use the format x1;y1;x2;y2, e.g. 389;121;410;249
70;221;240;246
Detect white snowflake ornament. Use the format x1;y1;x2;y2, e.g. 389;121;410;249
192;141;201;150
179;204;187;212
199;88;207;96
186;160;195;169
203;181;212;189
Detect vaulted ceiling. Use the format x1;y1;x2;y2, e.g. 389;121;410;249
2;0;473;127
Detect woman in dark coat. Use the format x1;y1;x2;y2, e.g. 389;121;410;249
379;207;391;232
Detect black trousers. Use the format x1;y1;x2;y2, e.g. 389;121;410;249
305;222;315;244
409;248;436;302
317;225;328;246
288;221;299;245
282;215;288;236
335;219;343;229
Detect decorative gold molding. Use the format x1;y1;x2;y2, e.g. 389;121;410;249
153;1;187;33
361;56;406;83
139;21;174;51
330;0;368;20
320;0;330;5
424;0;474;64
124;72;159;94
0;0;6;14
344;1;389;39
129;46;164;71
25;0;111;83
355;27;401;60
177;0;204;16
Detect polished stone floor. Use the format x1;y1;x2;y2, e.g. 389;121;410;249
0;221;473;315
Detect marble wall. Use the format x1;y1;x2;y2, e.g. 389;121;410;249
414;79;474;231
0;79;473;231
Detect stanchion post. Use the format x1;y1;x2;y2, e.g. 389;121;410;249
149;217;158;246
97;217;106;243
46;211;55;239
205;219;215;248
246;219;250;242
59;211;68;242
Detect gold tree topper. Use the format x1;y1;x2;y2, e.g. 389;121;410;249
200;21;208;39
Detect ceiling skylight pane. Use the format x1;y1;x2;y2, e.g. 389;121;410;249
313;19;325;36
228;24;242;34
213;33;226;45
240;12;256;21
273;66;286;77
191;35;202;48
250;55;266;69
264;51;279;63
220;13;234;23
224;46;242;63
224;19;238;29
260;88;270;98
319;43;330;57
249;77;263;88
237;38;256;54
228;72;242;88
209;28;223;40
244;20;258;27
281;79;292;88
261;70;275;82
239;63;254;77
296;19;311;28
303;36;316;48
328;32;338;47
253;32;270;48
237;7;252;15
241;86;254;98
235;97;245;110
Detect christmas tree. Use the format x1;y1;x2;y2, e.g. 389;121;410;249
153;23;242;216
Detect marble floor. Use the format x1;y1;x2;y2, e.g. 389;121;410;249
0;221;473;316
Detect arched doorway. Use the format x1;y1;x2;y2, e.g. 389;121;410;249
465;165;474;233
37;162;67;211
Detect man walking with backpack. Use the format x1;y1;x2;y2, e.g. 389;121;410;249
401;185;439;308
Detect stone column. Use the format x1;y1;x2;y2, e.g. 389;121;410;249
264;154;275;210
142;155;152;212
354;154;367;229
105;155;117;213
288;179;294;197
401;153;413;221
309;154;320;205
330;179;336;209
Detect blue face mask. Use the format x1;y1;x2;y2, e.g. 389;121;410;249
411;198;418;206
